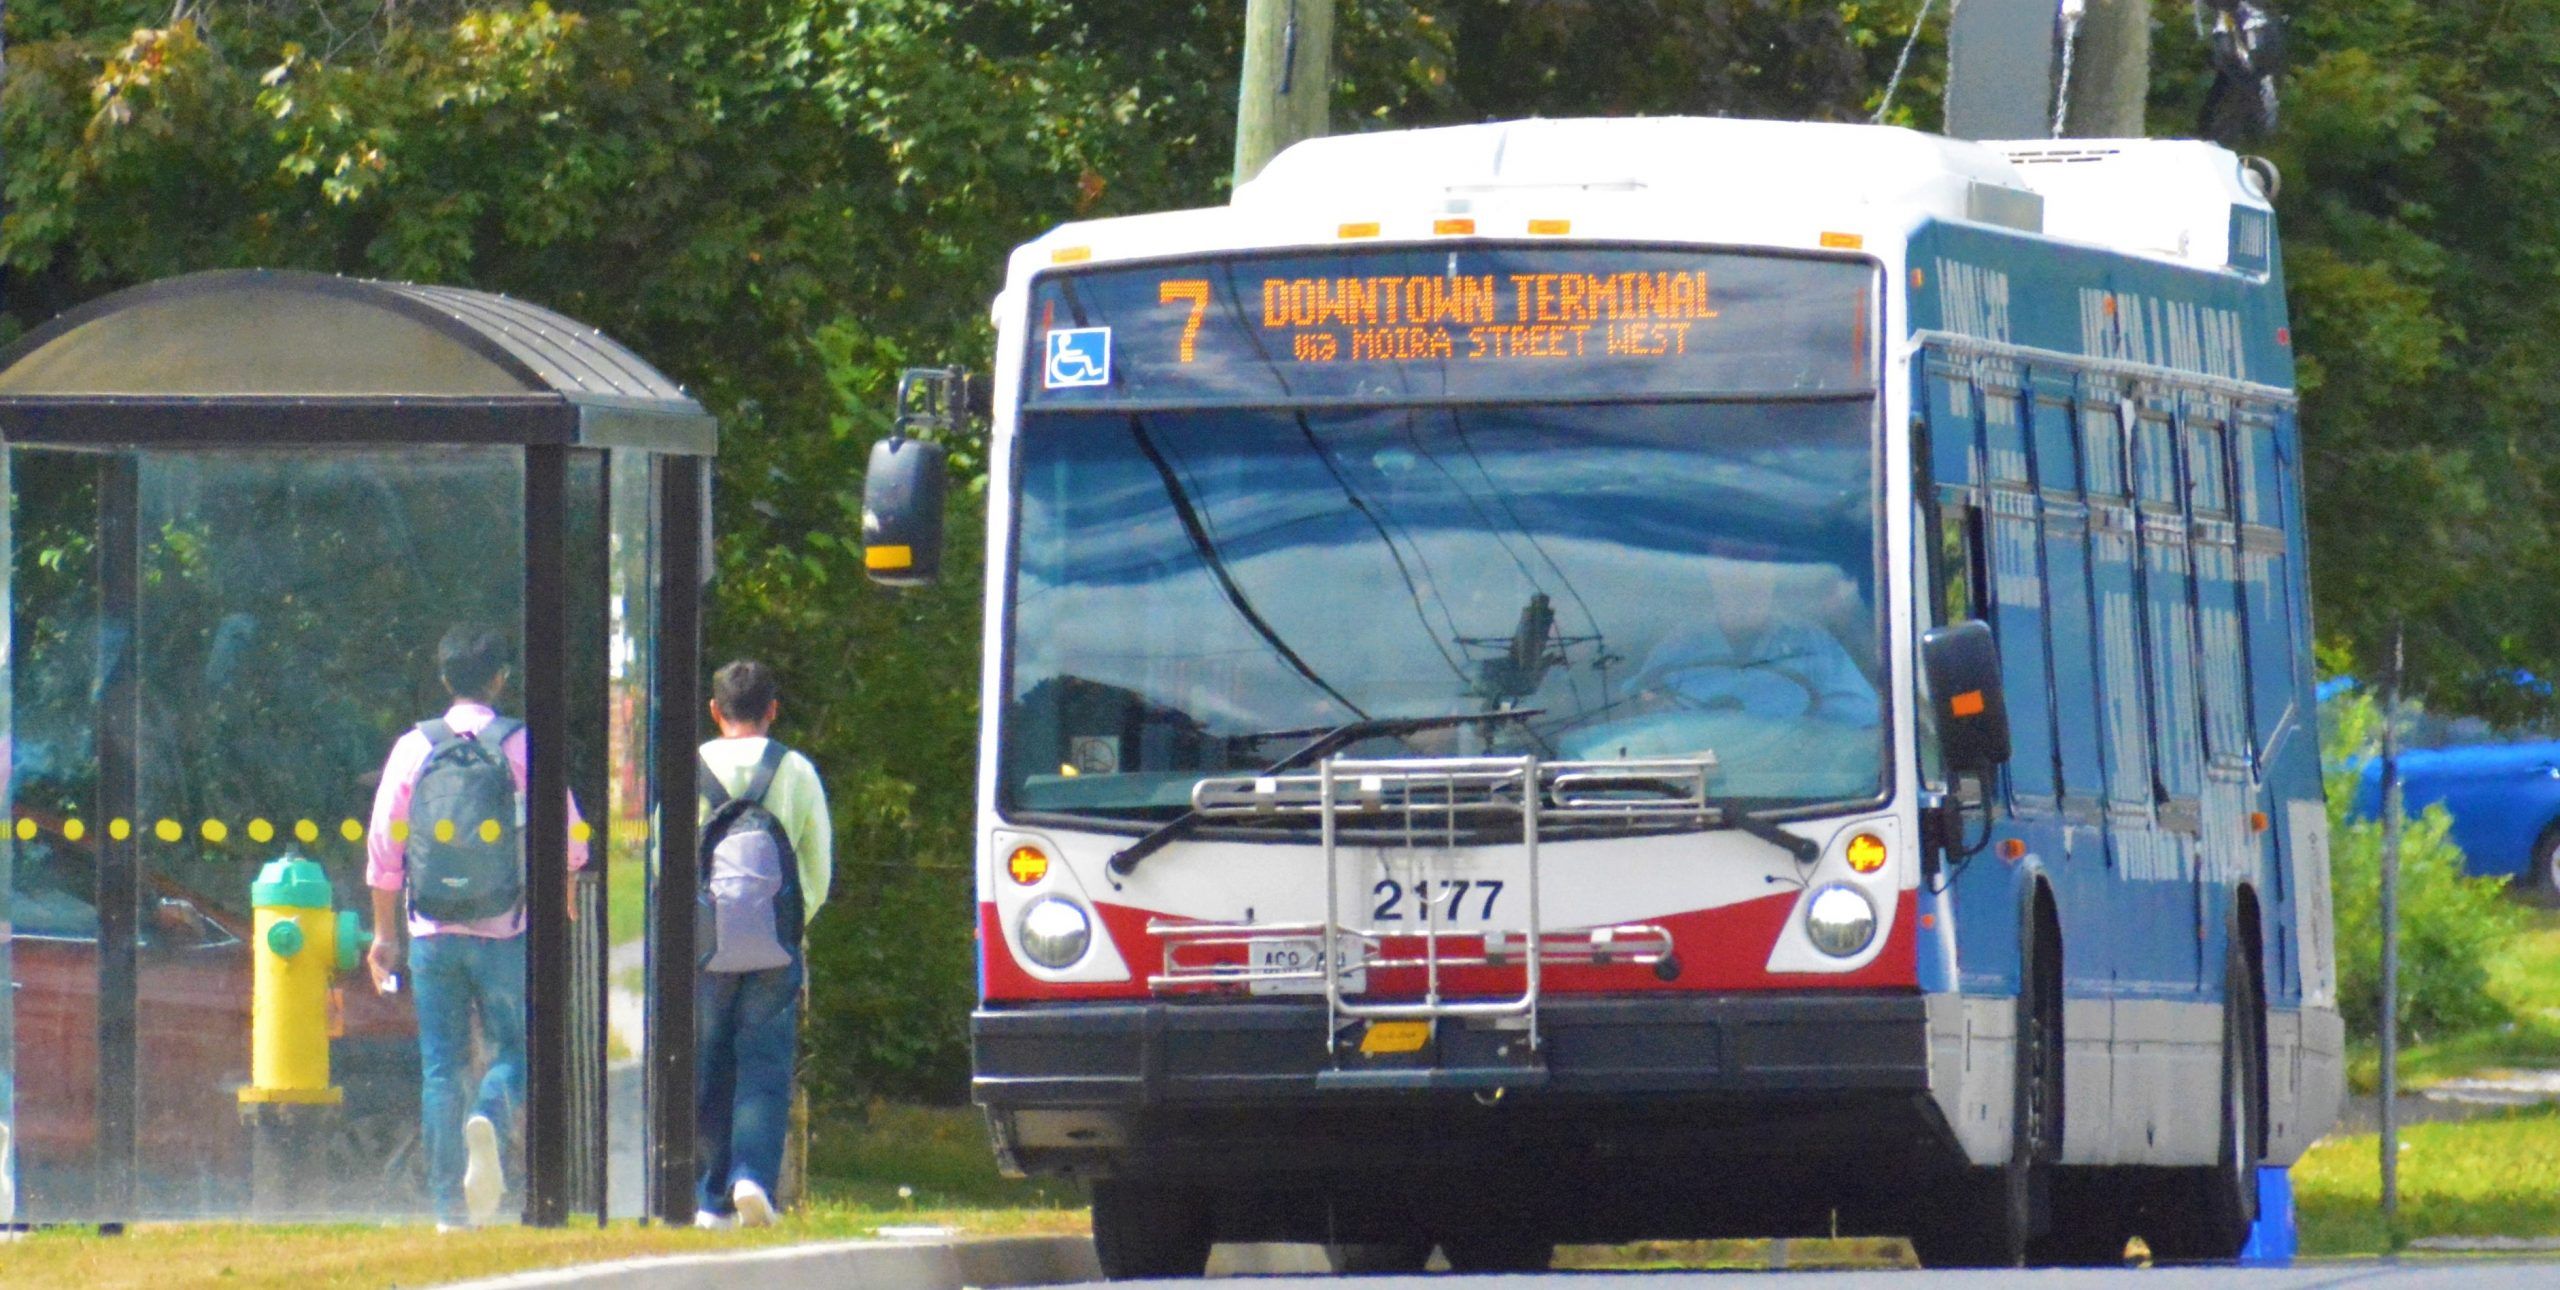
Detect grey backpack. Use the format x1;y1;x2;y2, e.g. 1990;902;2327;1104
697;742;805;973
405;717;524;923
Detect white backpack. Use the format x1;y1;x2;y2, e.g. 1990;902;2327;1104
697;742;804;973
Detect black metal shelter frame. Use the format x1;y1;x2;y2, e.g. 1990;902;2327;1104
0;269;711;1226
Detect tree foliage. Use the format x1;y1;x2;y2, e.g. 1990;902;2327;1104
4;0;2543;1103
2320;688;2524;1043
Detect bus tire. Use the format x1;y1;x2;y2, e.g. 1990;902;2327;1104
1091;1179;1213;1280
2147;947;2264;1262
2029;1169;2133;1266
1437;1230;1553;1273
1910;923;2057;1268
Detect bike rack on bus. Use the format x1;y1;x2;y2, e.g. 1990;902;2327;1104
1146;755;1720;1087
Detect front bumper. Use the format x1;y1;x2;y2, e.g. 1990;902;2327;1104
975;991;1929;1105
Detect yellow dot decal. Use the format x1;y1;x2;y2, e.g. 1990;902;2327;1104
341;819;364;842
295;819;319;844
63;819;86;842
155;819;182;843
201;820;228;843
434;819;456;844
110;819;133;841
14;819;35;841
479;819;503;844
571;821;594;844
248;819;274;844
391;819;411;843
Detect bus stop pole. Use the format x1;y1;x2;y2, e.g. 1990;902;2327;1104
523;444;573;1226
647;456;705;1224
2378;626;2402;1228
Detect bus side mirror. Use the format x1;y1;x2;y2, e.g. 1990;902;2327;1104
862;436;947;587
1923;620;2011;777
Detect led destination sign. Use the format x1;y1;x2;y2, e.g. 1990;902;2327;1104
1027;246;1873;407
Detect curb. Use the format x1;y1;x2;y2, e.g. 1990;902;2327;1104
439;1234;1102;1290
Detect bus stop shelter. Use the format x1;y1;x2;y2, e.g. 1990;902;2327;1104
0;269;710;1226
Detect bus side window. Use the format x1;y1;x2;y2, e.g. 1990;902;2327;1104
2236;408;2298;751
2136;407;2204;812
2187;413;2251;767
2035;388;2104;805
1984;379;2056;803
2083;398;2152;810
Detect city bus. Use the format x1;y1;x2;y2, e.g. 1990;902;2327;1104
863;116;2341;1274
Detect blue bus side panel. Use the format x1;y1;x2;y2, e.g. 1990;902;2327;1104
1908;220;2319;1008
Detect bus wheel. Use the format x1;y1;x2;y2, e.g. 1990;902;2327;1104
2147;949;2264;1262
1326;1239;1434;1274
1091;1179;1213;1280
2029;1170;2133;1266
1911;930;2055;1269
1437;1230;1553;1273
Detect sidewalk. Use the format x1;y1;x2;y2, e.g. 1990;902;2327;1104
440;1233;1100;1290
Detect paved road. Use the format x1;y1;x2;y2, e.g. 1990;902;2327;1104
1083;1263;2560;1289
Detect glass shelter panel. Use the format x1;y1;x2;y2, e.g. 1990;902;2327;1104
604;450;657;1218
2;445;614;1223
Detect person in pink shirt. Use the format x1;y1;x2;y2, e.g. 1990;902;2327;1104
364;626;587;1229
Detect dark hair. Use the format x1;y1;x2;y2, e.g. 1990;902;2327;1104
438;625;510;700
712;659;779;721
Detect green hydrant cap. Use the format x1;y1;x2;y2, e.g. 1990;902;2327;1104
266;920;306;958
337;909;371;973
250;856;332;909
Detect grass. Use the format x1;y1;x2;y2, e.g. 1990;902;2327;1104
2348;905;2560;1093
0;1104;1084;1290
807;1100;1083;1212
2295;1103;2560;1254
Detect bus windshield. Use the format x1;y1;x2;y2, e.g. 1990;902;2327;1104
1004;248;1884;823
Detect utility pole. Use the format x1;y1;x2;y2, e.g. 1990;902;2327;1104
1944;0;2150;141
2057;0;2150;138
1233;0;1333;188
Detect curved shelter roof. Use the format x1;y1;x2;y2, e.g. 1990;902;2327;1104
0;269;713;452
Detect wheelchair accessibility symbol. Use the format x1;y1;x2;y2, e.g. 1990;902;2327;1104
1044;327;1112;389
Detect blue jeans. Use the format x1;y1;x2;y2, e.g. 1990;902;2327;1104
696;957;802;1214
411;932;527;1224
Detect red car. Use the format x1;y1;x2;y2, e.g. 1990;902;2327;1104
11;852;422;1220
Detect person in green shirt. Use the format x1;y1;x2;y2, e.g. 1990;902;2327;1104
693;659;833;1228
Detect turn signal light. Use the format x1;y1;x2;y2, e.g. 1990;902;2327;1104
1845;832;1888;874
1006;845;1051;886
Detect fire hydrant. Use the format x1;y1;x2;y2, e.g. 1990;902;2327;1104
238;854;370;1108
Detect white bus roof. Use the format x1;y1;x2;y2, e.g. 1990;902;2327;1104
1024;118;2274;279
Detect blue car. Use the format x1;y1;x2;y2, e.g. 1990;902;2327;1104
2355;741;2560;894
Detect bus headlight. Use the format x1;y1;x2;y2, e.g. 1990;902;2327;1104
1018;895;1093;969
1804;885;1876;958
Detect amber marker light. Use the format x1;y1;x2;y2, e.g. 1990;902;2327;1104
1433;217;1476;235
1049;246;1092;264
1527;218;1571;235
1845;832;1889;874
1820;231;1864;250
1338;221;1381;239
1006;845;1052;886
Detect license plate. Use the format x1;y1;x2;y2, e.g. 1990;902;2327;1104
1247;937;1365;996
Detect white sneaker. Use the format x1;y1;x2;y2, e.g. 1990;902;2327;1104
435;1222;466;1235
462;1115;504;1226
692;1209;737;1230
731;1178;775;1228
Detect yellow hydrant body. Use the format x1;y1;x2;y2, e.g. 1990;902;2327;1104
239;855;369;1106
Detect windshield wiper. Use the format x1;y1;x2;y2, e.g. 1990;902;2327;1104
1711;803;1821;862
1106;709;1543;879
